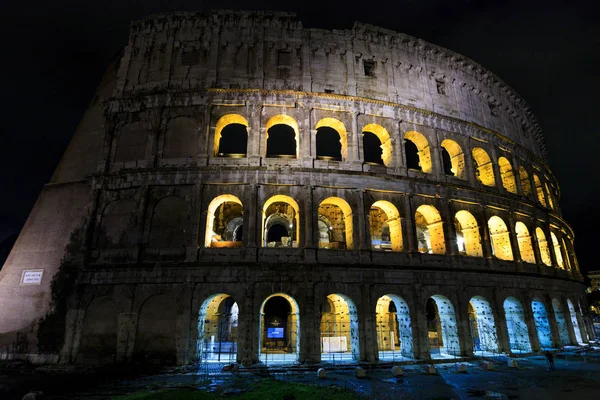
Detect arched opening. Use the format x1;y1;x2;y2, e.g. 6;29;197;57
259;294;300;363
164;117;198;158
550;232;565;269
545;183;555;209
415;205;445;254
426;295;460;358
370;200;403;252
262;195;300;248
532;298;553;349
205;195;244;248
535;227;552;266
515;222;536;264
320;294;360;362
197;294;239;363
472;147;495;187
363;124;392;167
375;295;413;361
561;238;572;271
318;197;353;249
76;298;118;364
114;122;147;162
214;114;249;157
315;118;347;161
488;216;514;261
454;210;483;257
133;295;178;364
533;174;547;207
498;157;517;194
149;196;190;248
440;139;465;178
567;299;584;343
96;199;138;249
404;131;432;173
519;167;531;196
503;297;532;353
265;115;299;158
552;299;570;347
469;296;499;355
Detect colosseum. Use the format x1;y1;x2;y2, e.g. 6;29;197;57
0;10;595;367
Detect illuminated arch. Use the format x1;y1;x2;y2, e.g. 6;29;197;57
214;114;249;157
198;294;239;362
551;299;570;346
318;197;353;249
265;114;300;158
315;118;347;161
561;238;571;270
375;295;413;359
427;295;460;357
469;296;499;352
503;297;531;352
498;157;517;194
370;200;403;252
488;216;513;261
472;147;495;187
567;299;583;343
533;174;547;207
550;232;564;269
519;167;532;196
545;183;555;209
415;205;445;254
404;131;432;173
531;298;552;348
536;227;552;266
205;194;244;248
515;222;535;264
440;139;465;178
363;123;392;167
454;210;483;257
320;293;360;361
262;195;300;247
259;293;300;362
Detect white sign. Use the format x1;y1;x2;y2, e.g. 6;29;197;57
322;336;348;353
21;270;44;285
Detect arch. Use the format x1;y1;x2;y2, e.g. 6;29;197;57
320;293;360;362
415;205;445;254
454;210;483;257
561;238;572;271
114;122;147;162
472;147;495;187
533;174;547;207
148;196;191;248
375;295;413;360
76;297;118;364
198;294;239;362
551;299;570;346
96;199;137;249
498;157;517;194
515;222;536;264
519;167;532;196
205;194;244;248
469;296;499;354
503;297;532;353
550;232;565;269
265;114;299;158
318;197;353;249
532;298;553;349
488;216;514;261
259;293;300;363
370;200;403;252
315;118;347;161
567;299;583;343
426;295;460;358
214;114;249;157
404;131;432;173
536;227;552;266
164;116;198;158
133;294;178;364
545;183;555;209
363;123;392;167
262;195;300;248
440;139;465;178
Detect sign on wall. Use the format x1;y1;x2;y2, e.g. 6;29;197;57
21;269;44;285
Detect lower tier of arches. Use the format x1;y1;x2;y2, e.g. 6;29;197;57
64;266;595;366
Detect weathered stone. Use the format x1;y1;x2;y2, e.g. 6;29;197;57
391;366;403;377
317;368;327;379
355;367;366;378
507;359;519;368
424;364;437;375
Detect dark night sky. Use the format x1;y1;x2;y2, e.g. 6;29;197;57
0;0;598;274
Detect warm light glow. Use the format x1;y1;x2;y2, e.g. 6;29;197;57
405;131;432;173
265;114;300;157
472;147;495;187
315;118;348;161
205;194;243;247
363;123;392;167
440;139;465;179
214;114;249;156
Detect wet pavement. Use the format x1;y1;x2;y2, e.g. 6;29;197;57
2;348;600;399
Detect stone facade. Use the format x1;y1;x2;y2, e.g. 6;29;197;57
0;10;594;366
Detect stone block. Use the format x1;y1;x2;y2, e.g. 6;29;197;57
481;361;493;370
391;366;403;377
458;363;468;373
424;364;437;374
355;366;366;378
507;359;519;368
317;368;327;379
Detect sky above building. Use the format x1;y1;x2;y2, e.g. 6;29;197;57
0;0;597;274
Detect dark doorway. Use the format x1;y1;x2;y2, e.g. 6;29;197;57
267;224;289;243
218;123;248;156
404;139;421;170
363;131;384;165
267;124;296;157
441;147;453;175
316;127;342;161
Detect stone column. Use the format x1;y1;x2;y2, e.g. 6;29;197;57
480;208;494;261
247;104;262;166
442;201;458;256
121;312;139;361
490;146;505;192
455;294;474;357
429;142;443;179
60;308;82;363
402;195;417;253
491;290;511;354
300;104;313;167
244;184;258;249
361;285;378;363
299;289;320;364
464;146;478;186
507;214;522;271
412;286;431;360
512;157;525;196
349;112;362;169
530;226;545;274
238;288;257;366
357;190;372;252
524;302;541;352
304;186;317;263
562;298;580;345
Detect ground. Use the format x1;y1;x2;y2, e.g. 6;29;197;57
2;348;600;399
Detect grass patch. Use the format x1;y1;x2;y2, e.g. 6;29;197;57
113;379;362;400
